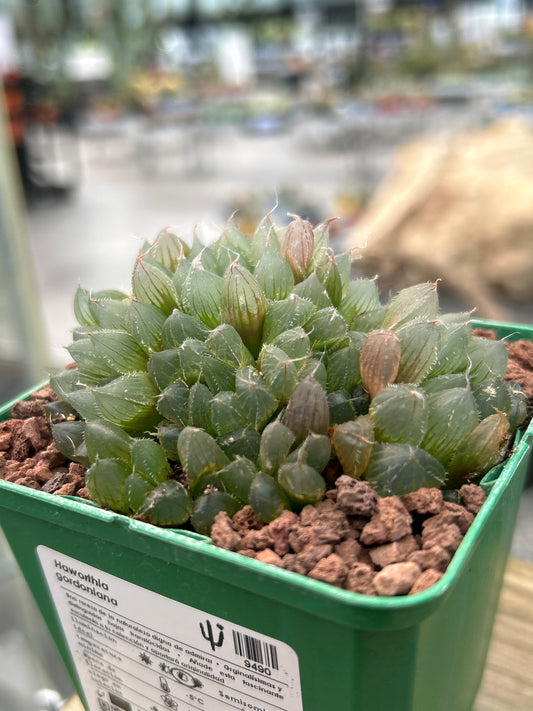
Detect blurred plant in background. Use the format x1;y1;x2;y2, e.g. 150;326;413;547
1;0;531;120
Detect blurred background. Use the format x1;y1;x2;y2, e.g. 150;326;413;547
1;0;533;708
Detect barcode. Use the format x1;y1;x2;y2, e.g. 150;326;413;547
232;631;279;670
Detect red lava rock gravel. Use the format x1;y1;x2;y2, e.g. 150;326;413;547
0;385;90;500
210;477;487;597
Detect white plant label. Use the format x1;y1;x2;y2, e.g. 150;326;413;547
37;546;303;711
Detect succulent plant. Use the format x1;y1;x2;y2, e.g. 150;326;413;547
48;217;527;534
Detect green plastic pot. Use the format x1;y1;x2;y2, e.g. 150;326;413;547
0;319;532;711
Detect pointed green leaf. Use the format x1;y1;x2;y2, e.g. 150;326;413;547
339;278;380;324
395;320;441;385
125;300;167;351
258;344;299;403
50;421;89;466
209;391;248;437
88;292;130;329
235;366;278;430
188;470;221;499
429;319;471;377
85;458;131;514
157;422;182;462
292;272;333;309
467;335;508;385
63;387;102;421
304;307;348;351
472;376;513;422
331;415;375;478
421;387;479;466
125;473;155;513
43;398;79;421
172;255;192;302
297;355;328;391
282;376;329;444
146;227;189;271
312;217;338;268
181;257;223;328
286;432;331;473
67;338;119;381
217;220;253;266
271;327;311;360
370;384;428;446
201;353;238;393
335;251;353;292
249;472;290;523
217;427;261;461
326;334;364;392
157;380;190;426
175;339;211;386
216;218;252;274
315;251;343;307
177;426;229;485
95;289;130;301
147;349;181;390
421;373;469;394
90;330;149;374
447;412;509;486
197;244;220;274
221;261;267;357
85;420;132;463
351;384;371;416
262;294;316;343
250;210;280;263
131;438;171;486
505;381;528;432
218;457;257;503
259;420;295;476
205;323;254;367
188;231;205;260
350;306;388;332
136;479;193;526
132;255;179;315
161;309;210;348
439;311;475;328
327;390;358;425
447;412;510;482
382;282;439;329
254;244;295;300
278;461;326;507
74;286;98;327
217;244;248;276
188;382;215;434
92;372;160;434
71;325;100;341
365;443;446;496
191;490;241;535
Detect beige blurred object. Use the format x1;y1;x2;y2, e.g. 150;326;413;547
348;119;533;320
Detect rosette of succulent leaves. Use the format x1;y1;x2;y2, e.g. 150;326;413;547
48;213;527;534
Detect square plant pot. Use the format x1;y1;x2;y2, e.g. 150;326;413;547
0;319;532;711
